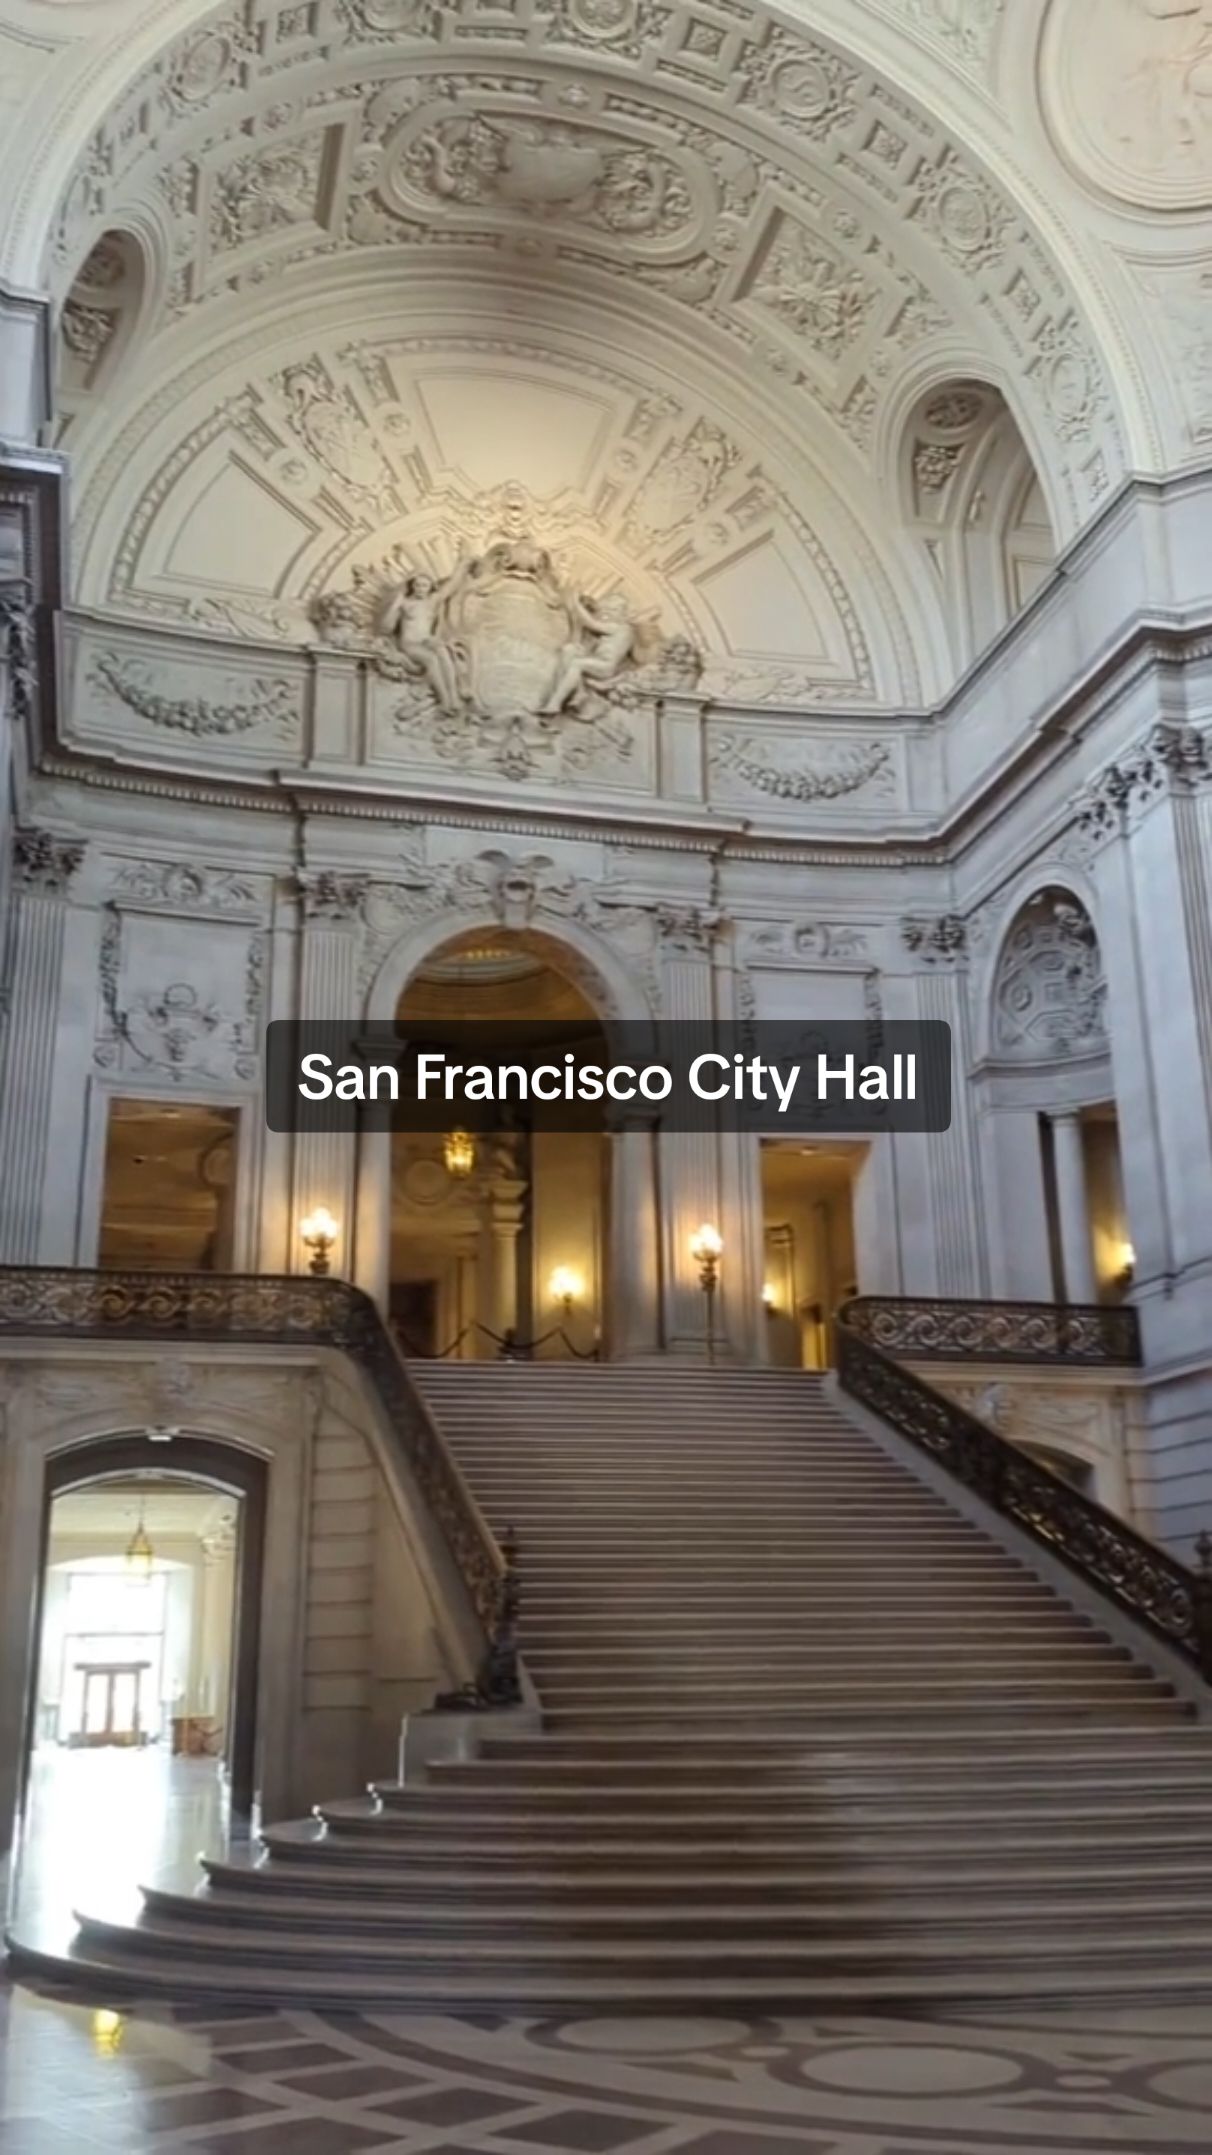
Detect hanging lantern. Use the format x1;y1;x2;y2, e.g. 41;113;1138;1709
125;1504;155;1581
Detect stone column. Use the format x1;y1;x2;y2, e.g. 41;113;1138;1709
609;1115;661;1357
292;874;368;1280
1051;1109;1096;1303
0;831;84;1261
655;909;725;1358
1073;723;1212;1548
480;1163;527;1350
896;919;987;1295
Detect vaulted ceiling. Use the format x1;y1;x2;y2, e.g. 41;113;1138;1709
1;0;1208;705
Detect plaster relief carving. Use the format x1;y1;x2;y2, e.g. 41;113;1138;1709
96;908;265;1080
901;0;1005;71
992;891;1107;1060
380;105;706;254
794;922;871;961
207;134;331;256
901;914;969;966
109;862;263;916
13;829;84;895
276;357;396;504
0;585;36;733
742;216;877;367
712;732;893;803
315;528;696;784
1044;0;1212;210
88;656;301;740
742;29;858;135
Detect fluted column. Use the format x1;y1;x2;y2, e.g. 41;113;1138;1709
292;874;367;1279
0;831;84;1261
656;909;724;1358
480;1174;527;1348
609;1115;661;1357
1052;1109;1097;1304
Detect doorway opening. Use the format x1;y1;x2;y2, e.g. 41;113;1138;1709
760;1140;867;1367
1039;1101;1134;1305
391;935;611;1359
98;1098;239;1270
12;1437;266;1934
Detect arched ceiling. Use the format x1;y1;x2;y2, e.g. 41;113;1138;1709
2;0;1209;706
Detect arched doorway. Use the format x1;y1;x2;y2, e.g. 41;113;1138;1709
389;934;613;1358
11;1435;266;1928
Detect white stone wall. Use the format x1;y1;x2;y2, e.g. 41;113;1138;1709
0;1343;474;1850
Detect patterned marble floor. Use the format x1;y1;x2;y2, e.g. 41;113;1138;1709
5;1753;1212;2152
5;1979;1212;2154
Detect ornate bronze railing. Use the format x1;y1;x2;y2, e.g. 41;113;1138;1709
836;1297;1212;1682
842;1293;1141;1366
0;1267;519;1707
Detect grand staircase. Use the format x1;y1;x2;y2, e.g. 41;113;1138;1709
24;1363;1212;2010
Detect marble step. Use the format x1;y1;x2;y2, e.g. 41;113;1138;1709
67;1908;1212;1984
478;1717;1199;1762
410;1760;1212;1799
29;1926;1212;2013
139;1880;1212;1940
262;1816;1212;1867
204;1847;1212;1899
317;1791;1212;1836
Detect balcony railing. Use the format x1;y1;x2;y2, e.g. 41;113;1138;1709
836;1295;1212;1683
0;1266;519;1708
842;1293;1140;1366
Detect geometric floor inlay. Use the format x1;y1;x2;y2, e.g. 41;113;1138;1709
5;1977;1212;2153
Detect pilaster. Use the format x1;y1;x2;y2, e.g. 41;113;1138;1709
0;831;84;1261
292;874;368;1280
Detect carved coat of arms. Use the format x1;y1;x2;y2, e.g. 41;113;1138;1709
310;529;701;783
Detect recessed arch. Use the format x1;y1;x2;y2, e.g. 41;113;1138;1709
894;372;1058;673
17;1430;267;1847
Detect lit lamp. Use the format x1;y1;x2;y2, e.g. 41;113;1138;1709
443;1128;476;1180
1118;1240;1136;1286
762;1282;778;1314
549;1266;583;1321
690;1223;723;1362
125;1503;155;1582
300;1205;338;1276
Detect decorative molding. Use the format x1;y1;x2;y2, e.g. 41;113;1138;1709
298;872;371;923
12;828;84;894
95;904;265;1081
991;889;1107;1061
656;905;724;955
108;860;264;916
712;731;893;803
88;654;301;739
900;913;968;966
0;581;36;732
1074;721;1212;848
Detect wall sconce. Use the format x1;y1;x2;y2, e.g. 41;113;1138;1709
443;1128;476;1180
690;1223;723;1361
762;1282;778;1314
300;1205;338;1276
549;1266;583;1319
1118;1240;1136;1285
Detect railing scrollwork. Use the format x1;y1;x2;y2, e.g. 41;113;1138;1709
837;1295;1211;1683
0;1267;520;1709
842;1293;1140;1366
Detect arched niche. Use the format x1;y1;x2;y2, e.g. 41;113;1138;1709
54;227;148;447
899;378;1057;673
990;887;1107;1066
